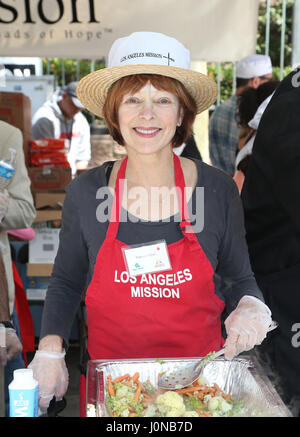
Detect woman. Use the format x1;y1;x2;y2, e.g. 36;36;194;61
28;32;272;416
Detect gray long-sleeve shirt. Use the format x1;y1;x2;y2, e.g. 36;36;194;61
40;158;264;346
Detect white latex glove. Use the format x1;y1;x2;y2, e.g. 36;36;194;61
0;189;9;221
224;295;272;360
28;349;69;414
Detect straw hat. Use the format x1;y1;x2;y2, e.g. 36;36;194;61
76;32;218;118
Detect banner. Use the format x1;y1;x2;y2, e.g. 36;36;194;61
0;0;260;61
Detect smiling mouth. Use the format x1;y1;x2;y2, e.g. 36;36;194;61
134;127;161;137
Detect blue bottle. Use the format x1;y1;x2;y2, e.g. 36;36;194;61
9;368;39;417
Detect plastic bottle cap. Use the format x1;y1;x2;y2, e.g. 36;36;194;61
13;368;34;382
0;161;14;170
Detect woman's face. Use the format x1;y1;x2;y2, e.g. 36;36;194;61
118;81;183;155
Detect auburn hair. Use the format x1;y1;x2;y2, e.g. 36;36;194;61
102;74;197;147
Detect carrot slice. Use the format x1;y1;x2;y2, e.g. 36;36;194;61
175;386;203;395
133;385;142;403
132;372;140;383
112;373;130;384
106;375;115;396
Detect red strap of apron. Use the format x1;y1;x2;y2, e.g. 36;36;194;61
106;156;128;241
106;153;193;240
12;261;35;366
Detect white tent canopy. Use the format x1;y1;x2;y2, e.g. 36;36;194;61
0;0;259;62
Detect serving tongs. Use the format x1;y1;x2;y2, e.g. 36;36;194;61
158;320;278;390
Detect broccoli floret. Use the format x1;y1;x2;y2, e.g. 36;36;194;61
183;395;205;411
229;399;245;417
130;398;145;417
143;381;156;394
107;395;130;416
115;384;131;399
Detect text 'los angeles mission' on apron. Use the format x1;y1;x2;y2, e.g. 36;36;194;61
80;153;225;415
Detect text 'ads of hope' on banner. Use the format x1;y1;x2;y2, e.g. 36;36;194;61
0;0;260;62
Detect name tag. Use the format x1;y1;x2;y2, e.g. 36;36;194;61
122;240;172;276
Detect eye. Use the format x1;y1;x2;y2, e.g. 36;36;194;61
124;97;140;104
157;97;171;104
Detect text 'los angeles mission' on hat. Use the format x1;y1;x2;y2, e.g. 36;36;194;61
76;32;218;118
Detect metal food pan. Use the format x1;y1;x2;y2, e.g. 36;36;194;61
86;355;292;417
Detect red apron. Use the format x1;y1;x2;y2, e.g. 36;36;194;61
80;154;225;415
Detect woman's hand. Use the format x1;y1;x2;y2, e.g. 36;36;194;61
224;295;272;360
28;335;69;414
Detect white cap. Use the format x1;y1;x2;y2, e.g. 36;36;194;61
70;96;85;109
13;368;34;382
107;32;191;69
248;93;274;130
65;81;85;109
236;54;273;79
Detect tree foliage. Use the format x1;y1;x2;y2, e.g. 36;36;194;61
256;0;294;66
43;58;105;86
208;0;294;103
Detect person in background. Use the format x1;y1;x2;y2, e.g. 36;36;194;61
173;135;202;160
0;120;36;416
32;81;91;177
28;32;272;417
241;69;300;416
233;79;279;192
209;54;273;175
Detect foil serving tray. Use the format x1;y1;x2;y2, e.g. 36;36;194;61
86;355;292;417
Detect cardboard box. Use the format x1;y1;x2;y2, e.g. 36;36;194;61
27;263;53;277
34;210;62;223
29;222;61;264
28;166;72;193
0;92;32;166
33;192;65;223
34;192;65;209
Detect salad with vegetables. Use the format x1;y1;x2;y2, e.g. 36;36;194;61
105;372;244;417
